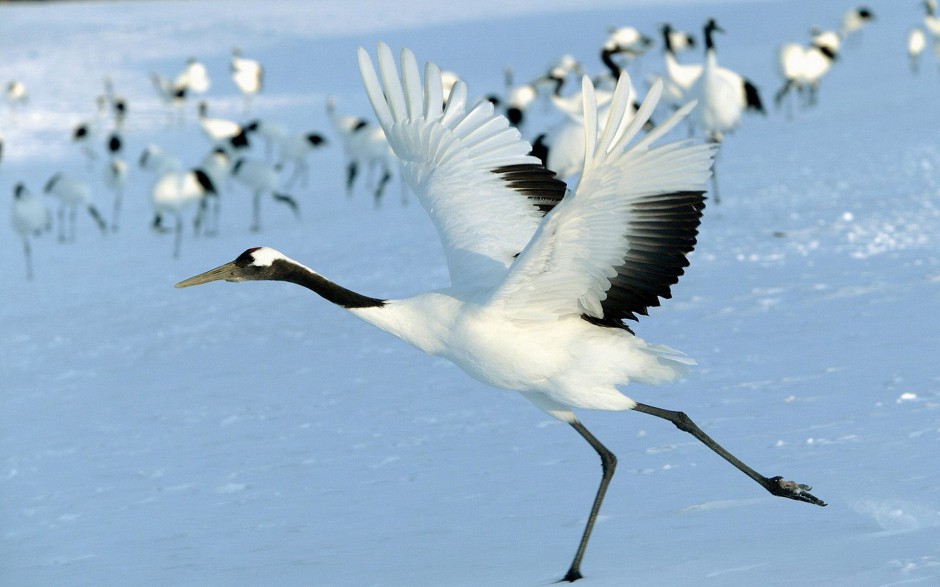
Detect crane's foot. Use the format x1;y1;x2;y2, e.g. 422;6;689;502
559;568;582;583
767;476;827;507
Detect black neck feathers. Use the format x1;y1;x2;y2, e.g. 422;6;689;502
704;20;719;51
816;44;837;61
193;169;217;194
661;25;675;54
273;259;385;309
600;48;621;78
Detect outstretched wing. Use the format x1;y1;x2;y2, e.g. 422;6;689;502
358;43;567;289
489;74;716;330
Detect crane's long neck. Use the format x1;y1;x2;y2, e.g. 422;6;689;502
662;26;675;56
274;260;385;309
600;48;621;78
266;258;450;357
703;24;719;72
704;25;716;53
704;37;718;72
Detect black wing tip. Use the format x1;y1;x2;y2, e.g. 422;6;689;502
491;164;568;215
592;189;707;331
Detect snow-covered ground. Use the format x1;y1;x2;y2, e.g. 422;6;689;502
2;0;939;585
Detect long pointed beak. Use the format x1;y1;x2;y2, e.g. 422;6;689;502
175;261;240;288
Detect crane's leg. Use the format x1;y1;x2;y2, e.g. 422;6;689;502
251;190;261;232
22;236;33;280
373;167;391;208
632;402;826;507
57;206;67;242
111;188;122;232
273;192;300;218
211;193;221;236
707;138;722;205
194;198;207;236
284;163;301;190
173;212;183;259
68;205;78;242
562;420;617;583
345;161;358;195
88;205;107;234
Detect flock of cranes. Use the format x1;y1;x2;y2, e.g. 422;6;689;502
3;1;935;582
5;46;331;268
3;3;935;282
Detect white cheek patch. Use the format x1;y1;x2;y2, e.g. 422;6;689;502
250;247;284;267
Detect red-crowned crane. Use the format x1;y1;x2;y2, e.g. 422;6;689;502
687;19;765;203
11;183;51;279
150;167;218;258
44;173;106;241
177;44;825;582
230;156;299;232
231;47;262;113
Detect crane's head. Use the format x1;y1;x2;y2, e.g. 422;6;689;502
176;247;288;287
705;19;724;35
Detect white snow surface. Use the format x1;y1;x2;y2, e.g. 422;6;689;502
2;1;939;585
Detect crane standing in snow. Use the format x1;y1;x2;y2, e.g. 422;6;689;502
687;19;764;204
178;44;825;582
231;48;263;113
44;173;107;241
11;183;51;279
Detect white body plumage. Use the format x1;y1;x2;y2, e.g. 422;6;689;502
44;173;106;240
12;183;51;279
198;101;245;147
175;57;210;95
352;292;690;416
231;48;263;109
12;183;50;236
151;170;213;214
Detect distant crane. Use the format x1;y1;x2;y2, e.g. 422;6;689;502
150;167;218;258
177;44;825;583
908;27;927;73
198;101;250;152
839;5;876;41
103;76;128;131
11;183;51;279
658;21;764;139
230;157;299;231
775;27;841;111
231;47;263;113
71;96;107;165
44;173;106;241
175;57;211;97
150;72;188;125
5;80;28;109
325;97;398;205
687;19;764;203
103;158;129;232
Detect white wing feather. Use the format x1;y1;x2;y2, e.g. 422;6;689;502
358;43;554;290
490;73;717;322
